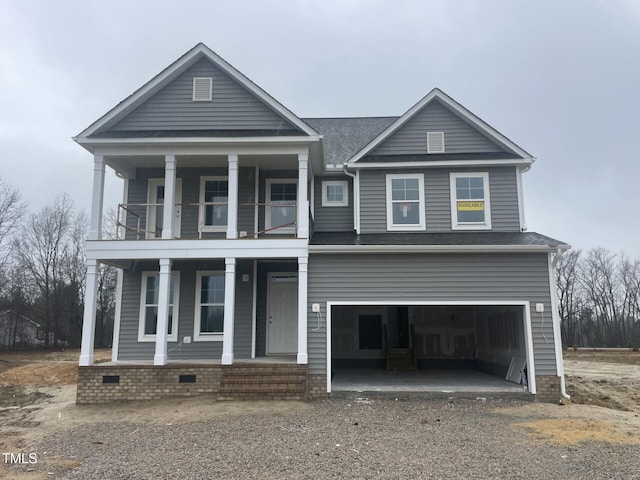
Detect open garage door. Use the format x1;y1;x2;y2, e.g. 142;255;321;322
329;303;534;395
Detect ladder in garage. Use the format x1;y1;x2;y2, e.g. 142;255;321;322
384;324;418;370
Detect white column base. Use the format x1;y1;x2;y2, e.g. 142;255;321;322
296;353;308;365
154;354;168;366
221;353;234;365
79;354;94;367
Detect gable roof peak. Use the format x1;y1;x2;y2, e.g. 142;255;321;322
75;43;317;139
347;87;532;163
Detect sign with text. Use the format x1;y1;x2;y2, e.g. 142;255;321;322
457;201;484;211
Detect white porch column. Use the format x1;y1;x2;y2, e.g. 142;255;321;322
297;256;308;364
162;155;176;239
88;155;105;240
79;259;99;366
227;154;239;239
221;257;236;365
153;259;172;365
297;153;309;239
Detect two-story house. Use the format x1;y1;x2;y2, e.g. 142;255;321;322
75;43;569;404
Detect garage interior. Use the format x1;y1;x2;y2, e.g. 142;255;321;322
330;305;529;394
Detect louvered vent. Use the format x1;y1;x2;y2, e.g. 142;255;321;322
192;77;213;101
427;131;445;153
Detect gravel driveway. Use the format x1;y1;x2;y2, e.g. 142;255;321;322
11;394;640;480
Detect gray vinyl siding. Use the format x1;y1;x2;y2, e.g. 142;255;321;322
313;176;354;232
370;99;508;156
307;252;556;376
359;166;520;233
110;58;296;132
117;260;253;361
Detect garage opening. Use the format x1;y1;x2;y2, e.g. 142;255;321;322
330;304;531;394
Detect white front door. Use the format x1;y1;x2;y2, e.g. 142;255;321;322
147;178;182;239
267;273;298;354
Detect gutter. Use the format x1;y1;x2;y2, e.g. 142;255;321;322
309;244;569;254
549;248;571;401
342;163;360;233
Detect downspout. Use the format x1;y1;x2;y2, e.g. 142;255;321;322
550;247;571;400
343;163;359;233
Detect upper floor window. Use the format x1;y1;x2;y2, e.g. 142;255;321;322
385;174;426;231
192;77;213;101
321;180;349;207
138;271;180;342
450;172;492;230
199;177;228;232
266;179;297;234
194;271;225;341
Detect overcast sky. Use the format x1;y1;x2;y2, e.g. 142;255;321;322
1;0;638;256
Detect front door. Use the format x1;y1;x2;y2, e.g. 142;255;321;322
267;273;298;354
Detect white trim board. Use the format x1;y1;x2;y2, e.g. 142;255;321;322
325;300;537;396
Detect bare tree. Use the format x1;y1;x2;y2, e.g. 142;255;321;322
0;177;27;266
556;249;582;346
14;195;74;346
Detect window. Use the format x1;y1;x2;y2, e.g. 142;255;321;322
385;174;426;231
321;180;349;207
192;77;213;101
194;271;225;341
138;272;180;342
199;176;228;232
450;172;492;230
266;179;297;233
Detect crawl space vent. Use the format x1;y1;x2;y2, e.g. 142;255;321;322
192;77;213;101
427;131;445;154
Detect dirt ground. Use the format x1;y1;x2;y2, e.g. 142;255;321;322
0;349;638;479
563;349;640;412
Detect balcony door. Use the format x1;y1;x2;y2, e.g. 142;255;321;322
146;178;182;239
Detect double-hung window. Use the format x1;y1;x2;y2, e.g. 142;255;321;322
385;174;426;231
450;172;492;230
200;176;228;232
194;271;225;341
138;272;180;342
266;179;297;233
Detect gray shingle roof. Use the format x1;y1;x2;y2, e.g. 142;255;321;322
310;231;568;248
303;117;397;166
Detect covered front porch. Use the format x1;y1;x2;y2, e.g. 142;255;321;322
79;256;310;368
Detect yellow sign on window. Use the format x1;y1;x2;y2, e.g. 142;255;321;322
457;201;484;211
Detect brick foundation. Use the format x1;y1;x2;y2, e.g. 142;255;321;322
535;375;563;403
306;374;328;400
77;363;320;404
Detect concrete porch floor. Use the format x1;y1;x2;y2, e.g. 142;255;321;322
331;369;528;394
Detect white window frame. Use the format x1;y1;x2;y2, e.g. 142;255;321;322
138;271;180;343
199;176;229;233
192;77;213;101
450;172;492;230
321;180;349;207
385;173;426;231
194;270;225;342
265;178;297;234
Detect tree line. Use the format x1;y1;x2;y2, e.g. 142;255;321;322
0;177;116;349
556;248;640;349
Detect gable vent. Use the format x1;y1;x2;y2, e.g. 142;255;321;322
192;77;213;101
427;131;445;154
